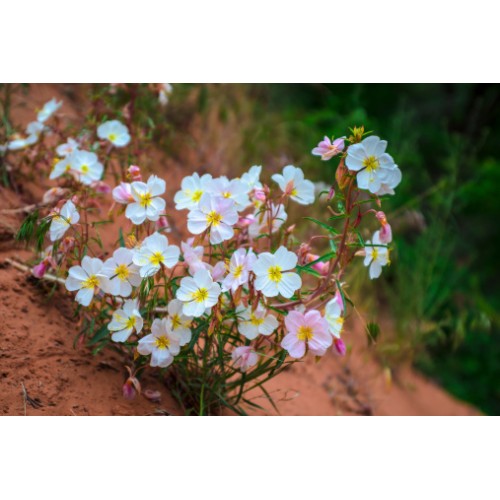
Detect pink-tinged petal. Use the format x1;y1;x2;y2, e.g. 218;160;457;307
284;310;304;334
281;333;306;358
334;338;346;356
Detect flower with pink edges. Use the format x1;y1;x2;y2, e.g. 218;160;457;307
221;248;256;293
113;182;133;204
305;253;329;275
281;310;332;358
376;211;392;244
232;346;259;372
312;136;345;161
128;165;142;181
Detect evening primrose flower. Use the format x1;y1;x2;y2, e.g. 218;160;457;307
271;165;315;205
158;83;173;106
56;138;79;157
207;176;251;212
112;182;134;204
248;203;287;239
281;310;332;358
71;150;104;185
132;232;180;278
221;248;257;293
101;247;141;297
125;175;166;225
174;172;213;211
176;268;221;317
236;304;279;340
312;136;345;160
241;165;263;191
108;299;143;342
364;231;389;279
165;299;193;346
137;318;180;368
37;98;62;122
181;240;207;275
252;246;302;298
324;298;344;339
26;121;45;137
65;256;106;306
49;200;80;241
97;120;130;147
187;194;238;244
232;346;259;373
345;136;397;194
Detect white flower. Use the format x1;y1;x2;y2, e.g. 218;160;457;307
125;175;166;225
241;165;263;191
364;230;389;279
108;299;143;342
181;240;208;274
248;203;287;239
71;150;104;185
8;135;38;150
232;346;259;372
49;200;80;241
49;156;72;180
37;98;62;123
207;176;251;211
176;268;221;317
252;246;302;298
187;194;238;245
271;165;315;205
159;83;173;106
174;172;213;211
132;232;180;278
137;318;180;368
324;299;344;339
376;165;402;196
101;247;142;297
165;299;193;346
97;120;130;147
65;256;106;306
26;121;45;136
236;304;279;340
221;248;257;293
345;136;397;194
56;138;79;157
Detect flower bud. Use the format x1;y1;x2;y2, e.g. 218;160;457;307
42;187;69;205
334;338;346;356
91;180;111;194
376;211;392;243
253;188;266;202
32;260;49;279
156;216;171;232
128;165;142;181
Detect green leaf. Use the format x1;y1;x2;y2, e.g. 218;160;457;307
303;216;339;235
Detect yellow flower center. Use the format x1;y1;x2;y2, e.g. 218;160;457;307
233;264;244;278
206;210;222;227
125;316;136;329
223;191;232;198
291;188;298;196
115;264;130;281
363;155;379;172
154;335;170;350
372;248;379;261
139;191;153;208
80;164;89;174
65;164;71;172
191;288;209;303
149;252;164;266
82;275;99;289
171;314;182;330
268;265;282;283
191;190;203;202
108;133;117;142
250;313;264;326
297;325;313;341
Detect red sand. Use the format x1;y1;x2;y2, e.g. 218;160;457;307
0;84;479;416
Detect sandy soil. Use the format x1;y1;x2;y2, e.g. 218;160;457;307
0;84;480;416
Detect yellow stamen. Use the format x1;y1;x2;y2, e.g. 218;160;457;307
233;264;244;278
297;325;313;341
291;188;298;196
125;316;136;329
191;190;203;202
149;252;164;266
223;191;232;198
191;288;209;303
82;275;99;289
372;248;379;261
108;133;117;142
206;210;222;227
115;264;130;281
268;265;282;283
80;164;89;174
171;314;182;330
250;313;264;326
363;155;379;172
154;335;170;350
139;192;153;208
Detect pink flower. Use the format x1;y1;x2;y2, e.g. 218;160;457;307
112;182;134;204
376;211;392;244
232;346;259;372
42;187;69;205
253;188;266;202
334;338;346;356
306;253;329;275
32;260;49;279
281;310;332;358
237;214;256;227
128;165;142;181
312;136;345;161
156;216;171;231
91;181;111;194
